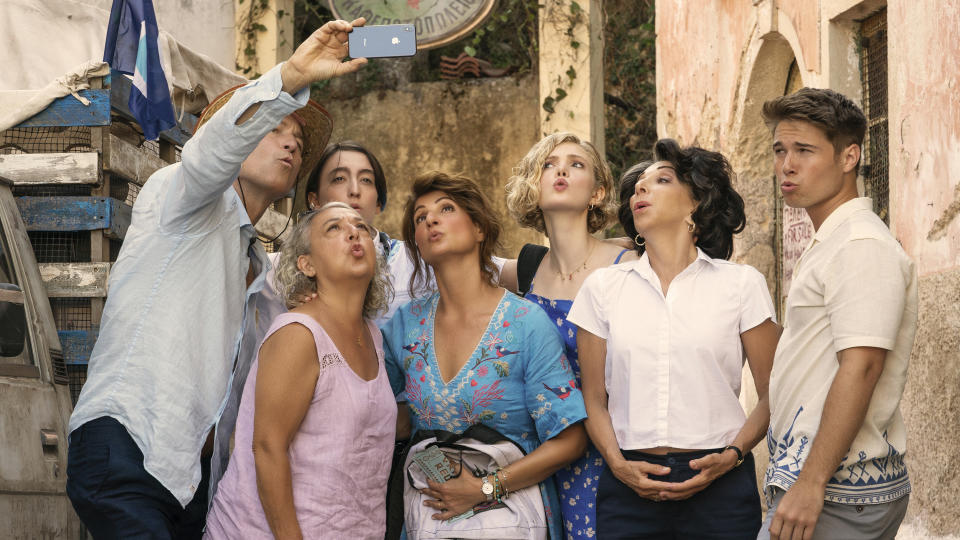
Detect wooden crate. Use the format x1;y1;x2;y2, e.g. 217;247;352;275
1;72;290;401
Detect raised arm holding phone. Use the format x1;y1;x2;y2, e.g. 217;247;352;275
66;18;369;540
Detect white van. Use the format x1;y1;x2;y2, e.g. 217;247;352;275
0;175;85;538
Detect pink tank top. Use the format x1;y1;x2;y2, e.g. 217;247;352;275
204;312;397;539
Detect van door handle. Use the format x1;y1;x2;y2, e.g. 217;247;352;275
40;429;59;450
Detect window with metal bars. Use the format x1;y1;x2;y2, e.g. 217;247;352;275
860;9;889;225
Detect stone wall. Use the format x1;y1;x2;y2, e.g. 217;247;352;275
310;74;544;258
656;0;960;536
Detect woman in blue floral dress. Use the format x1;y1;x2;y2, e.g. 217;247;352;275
501;133;635;538
381;171;588;540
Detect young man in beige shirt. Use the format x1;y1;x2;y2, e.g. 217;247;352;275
758;88;918;540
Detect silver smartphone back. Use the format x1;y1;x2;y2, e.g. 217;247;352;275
348;24;417;58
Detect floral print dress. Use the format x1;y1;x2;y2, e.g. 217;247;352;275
381;290;588;540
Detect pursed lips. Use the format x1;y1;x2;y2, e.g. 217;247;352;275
633;200;651;212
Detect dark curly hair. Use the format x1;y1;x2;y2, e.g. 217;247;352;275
618;139;745;260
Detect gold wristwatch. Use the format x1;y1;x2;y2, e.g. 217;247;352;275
481;475;494;501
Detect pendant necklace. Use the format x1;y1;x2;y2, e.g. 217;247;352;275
556;241;596;282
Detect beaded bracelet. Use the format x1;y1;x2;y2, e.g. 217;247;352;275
496;467;510;500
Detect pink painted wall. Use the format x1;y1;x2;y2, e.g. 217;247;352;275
655;0;754;146
778;1;820;73
888;0;960;275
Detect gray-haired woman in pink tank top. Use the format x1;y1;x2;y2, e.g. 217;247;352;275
205;202;397;539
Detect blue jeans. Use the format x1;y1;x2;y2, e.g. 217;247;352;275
598;448;762;540
66;416;209;540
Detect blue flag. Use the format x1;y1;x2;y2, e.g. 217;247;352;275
103;0;176;141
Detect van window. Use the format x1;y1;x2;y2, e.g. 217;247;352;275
0;222;32;367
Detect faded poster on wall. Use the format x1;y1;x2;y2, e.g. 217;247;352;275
781;205;814;307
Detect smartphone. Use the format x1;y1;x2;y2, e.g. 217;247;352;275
348;24;417;58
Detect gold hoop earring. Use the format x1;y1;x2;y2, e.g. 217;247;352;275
687;222;695;233
634;233;645;247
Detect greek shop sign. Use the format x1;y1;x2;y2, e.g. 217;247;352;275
329;0;497;49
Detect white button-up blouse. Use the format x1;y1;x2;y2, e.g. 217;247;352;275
567;248;775;451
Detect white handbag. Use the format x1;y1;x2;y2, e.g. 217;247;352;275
403;425;548;540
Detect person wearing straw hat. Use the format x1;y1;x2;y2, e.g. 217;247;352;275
66;18;368;539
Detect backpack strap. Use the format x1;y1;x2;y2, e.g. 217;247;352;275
517;243;549;296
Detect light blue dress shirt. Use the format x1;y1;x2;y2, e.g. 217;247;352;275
69;63;309;507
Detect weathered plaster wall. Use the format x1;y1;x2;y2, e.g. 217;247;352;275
312;76;543;258
901;268;960;534
655;1;754;151
656;1;960;536
539;0;605;150
888;1;960;273
887;1;960;535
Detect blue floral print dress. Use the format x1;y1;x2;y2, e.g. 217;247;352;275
382;291;588;540
524;248;629;539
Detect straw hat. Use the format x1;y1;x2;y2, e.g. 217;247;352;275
195;85;333;184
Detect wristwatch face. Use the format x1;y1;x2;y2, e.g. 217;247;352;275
481;477;494;496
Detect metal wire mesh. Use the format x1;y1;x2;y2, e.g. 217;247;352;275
110;179;141;206
860;9;889;224
110;239;123;260
68;365;87;405
12;184;92;197
0;126;94;154
26;231;91;263
50;298;93;331
142;139;160;157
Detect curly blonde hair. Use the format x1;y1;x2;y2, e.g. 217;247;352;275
273;202;392;318
505;132;616;235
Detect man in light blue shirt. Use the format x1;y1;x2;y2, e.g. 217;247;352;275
66;19;368;539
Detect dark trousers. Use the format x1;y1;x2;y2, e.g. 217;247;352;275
66;417;210;540
598;448;761;540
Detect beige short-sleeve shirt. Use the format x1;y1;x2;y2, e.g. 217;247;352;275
765;198;919;505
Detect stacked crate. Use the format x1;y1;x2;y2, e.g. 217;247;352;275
1;73;292;403
0;73;188;403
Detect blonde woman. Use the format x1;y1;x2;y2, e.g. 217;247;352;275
501;133;636;538
205;202;396;540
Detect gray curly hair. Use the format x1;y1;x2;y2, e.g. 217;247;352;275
273;202;392;318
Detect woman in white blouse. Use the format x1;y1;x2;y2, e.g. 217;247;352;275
567;139;781;539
